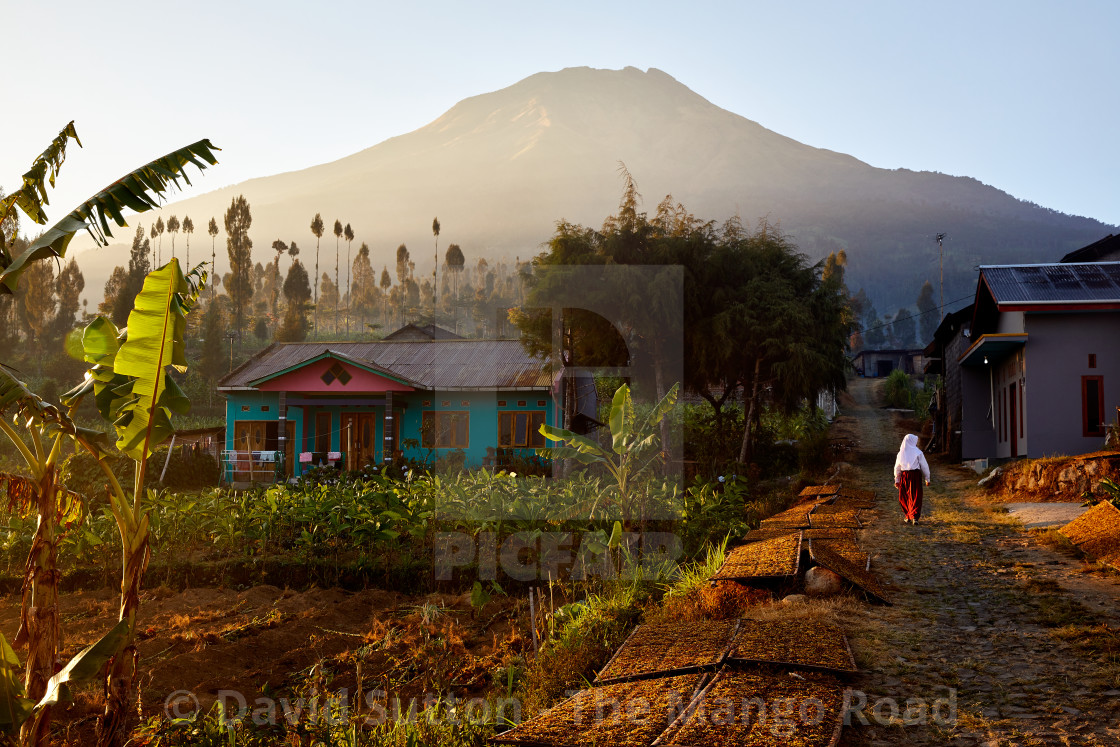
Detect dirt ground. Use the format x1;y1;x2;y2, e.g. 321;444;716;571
0;583;532;740
8;376;1120;745
833;378;1120;746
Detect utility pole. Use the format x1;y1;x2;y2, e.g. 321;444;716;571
935;233;947;321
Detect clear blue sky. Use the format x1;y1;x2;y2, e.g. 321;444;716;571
6;0;1119;230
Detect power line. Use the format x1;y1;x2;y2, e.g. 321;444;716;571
859;292;974;335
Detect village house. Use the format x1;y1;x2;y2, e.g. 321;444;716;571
216;338;563;482
922;307;973;462
851;348;925;378
950;261;1120;460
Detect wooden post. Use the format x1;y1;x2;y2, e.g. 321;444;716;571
528;587;539;653
159;434;177;484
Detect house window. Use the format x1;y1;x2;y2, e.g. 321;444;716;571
1083;376;1105;437
1089;354;1097;369
538;400;547;407
497;400;507;407
498;411;546;448
321;362;352;386
261;406;269;412
517;400;527;407
422;411;469;448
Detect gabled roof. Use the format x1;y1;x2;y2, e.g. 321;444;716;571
1060;234;1120;264
979;262;1120;306
382;323;463;341
219;340;550;391
247;349;419;388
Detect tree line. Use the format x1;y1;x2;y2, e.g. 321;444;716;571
516;171;854;465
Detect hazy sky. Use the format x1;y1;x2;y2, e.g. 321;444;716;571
6;1;1119;233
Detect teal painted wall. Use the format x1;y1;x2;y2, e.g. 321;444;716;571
224;389;556;474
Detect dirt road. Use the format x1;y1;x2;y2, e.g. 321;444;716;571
838;378;1120;746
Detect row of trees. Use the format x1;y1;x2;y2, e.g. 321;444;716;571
851;279;940;351
100;198;532;358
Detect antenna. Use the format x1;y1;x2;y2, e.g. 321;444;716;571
935;233;947;321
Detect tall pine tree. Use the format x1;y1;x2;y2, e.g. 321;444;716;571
224;195;253;343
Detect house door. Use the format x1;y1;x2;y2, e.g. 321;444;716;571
343;413;377;471
1009;382;1018;457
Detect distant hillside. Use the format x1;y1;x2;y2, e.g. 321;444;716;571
71;66;1116;313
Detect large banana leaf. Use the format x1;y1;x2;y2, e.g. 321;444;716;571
37;620;129;709
0;365;107;454
0;137;219;294
0;633;34;735
107;260;205;461
0;122;81;256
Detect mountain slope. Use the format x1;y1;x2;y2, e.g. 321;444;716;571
72;66;1116;312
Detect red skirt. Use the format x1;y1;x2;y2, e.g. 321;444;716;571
898;469;924;521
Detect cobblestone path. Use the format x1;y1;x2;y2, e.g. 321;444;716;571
837;379;1120;746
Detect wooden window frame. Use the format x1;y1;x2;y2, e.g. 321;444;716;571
1082;376;1105;437
422;411;470;448
498;411;547;448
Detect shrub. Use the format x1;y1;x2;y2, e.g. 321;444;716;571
883;369;913;408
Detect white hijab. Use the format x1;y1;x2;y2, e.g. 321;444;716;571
896;434;924;470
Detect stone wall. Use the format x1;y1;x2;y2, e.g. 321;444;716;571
992;454;1120;501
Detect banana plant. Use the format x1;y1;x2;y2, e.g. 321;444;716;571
538;383;679;527
0;367;119;746
62;258;206;747
0;620;129;743
1;121;219;293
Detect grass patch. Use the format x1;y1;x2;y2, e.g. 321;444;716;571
1032;527;1086;559
1018;578;1098;628
1051;623;1120;689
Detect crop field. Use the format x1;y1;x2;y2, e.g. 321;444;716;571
491;673;706;747
728;619;857;673
654;670;844;747
712;533;802;580
596;619;739;683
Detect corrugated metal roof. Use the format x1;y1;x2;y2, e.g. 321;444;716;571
981;263;1120;305
219;340;551;390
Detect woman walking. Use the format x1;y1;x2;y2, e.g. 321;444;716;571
894;433;930;524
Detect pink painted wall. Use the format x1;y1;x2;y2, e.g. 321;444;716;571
256;357;414;392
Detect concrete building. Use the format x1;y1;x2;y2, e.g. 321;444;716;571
956;262;1120;459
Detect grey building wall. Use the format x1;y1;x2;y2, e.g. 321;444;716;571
961;366;996;459
1024;312;1120;457
943;328;968;461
